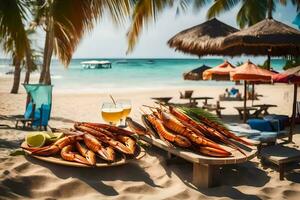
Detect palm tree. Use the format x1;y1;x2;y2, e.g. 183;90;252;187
207;0;300;28
0;0;34;93
126;0;204;53
31;0;134;85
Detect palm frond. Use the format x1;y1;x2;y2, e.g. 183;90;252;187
193;0;210;8
0;0;30;59
176;0;190;16
102;0;134;26
207;0;241;19
126;0;173;54
50;0;133;66
236;0;268;28
278;0;287;5
290;0;300;11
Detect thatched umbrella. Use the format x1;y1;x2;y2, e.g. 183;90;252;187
273;66;300;142
231;60;276;122
168;18;239;56
222;18;300;68
183;65;211;80
203;60;236;81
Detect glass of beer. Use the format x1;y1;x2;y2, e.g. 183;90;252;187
101;102;124;125
117;99;132;127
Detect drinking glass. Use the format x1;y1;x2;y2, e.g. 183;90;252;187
101;102;123;125
117;99;132;127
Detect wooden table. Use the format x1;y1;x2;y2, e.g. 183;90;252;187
202;104;225;118
234;106;258;120
189;97;214;105
140;135;257;188
151;97;172;104
252;104;277;116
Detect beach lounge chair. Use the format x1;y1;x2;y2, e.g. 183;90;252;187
219;88;242;101
15;102;36;128
15;84;53;130
246;118;289;143
179;90;193;99
263;115;290;130
260;144;300;180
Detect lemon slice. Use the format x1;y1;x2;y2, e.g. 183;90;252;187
25;132;46;147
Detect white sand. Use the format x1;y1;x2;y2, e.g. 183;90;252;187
1;77;300;200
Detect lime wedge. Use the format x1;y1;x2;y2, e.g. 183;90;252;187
43;132;52;140
49;132;64;142
53;132;64;139
25;132;46;147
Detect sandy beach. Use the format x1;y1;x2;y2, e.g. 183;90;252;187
1;77;300;200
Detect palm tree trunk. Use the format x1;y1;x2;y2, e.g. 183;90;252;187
24;48;33;84
267;0;273;19
39;17;54;85
10;58;21;94
24;66;30;84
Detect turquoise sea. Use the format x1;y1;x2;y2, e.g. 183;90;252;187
0;58;286;92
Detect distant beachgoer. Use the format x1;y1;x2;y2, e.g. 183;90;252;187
225;88;230;97
230;87;239;96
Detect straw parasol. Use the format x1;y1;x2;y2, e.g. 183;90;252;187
222;18;300;68
168;18;239;56
273;66;300;141
203;60;236;81
183;65;211;80
231;60;276;122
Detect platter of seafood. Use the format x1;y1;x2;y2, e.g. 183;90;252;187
21;122;145;167
127;105;258;164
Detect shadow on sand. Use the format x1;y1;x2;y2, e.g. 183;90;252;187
146;146;269;200
0;138;22;149
25;156;161;196
50;116;76;124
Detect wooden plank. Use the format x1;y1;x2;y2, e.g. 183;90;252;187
140;135;257;165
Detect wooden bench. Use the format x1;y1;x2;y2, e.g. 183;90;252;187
260;144;300;180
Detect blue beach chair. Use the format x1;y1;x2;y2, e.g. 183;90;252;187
15;102;36;128
16;84;53;130
246;118;289;144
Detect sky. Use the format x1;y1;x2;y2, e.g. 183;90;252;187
1;2;299;59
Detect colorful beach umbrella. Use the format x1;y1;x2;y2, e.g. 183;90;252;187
231;60;276;122
203;60;236;81
273;66;300;141
183;65;211;80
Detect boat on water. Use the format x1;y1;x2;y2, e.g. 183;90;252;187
81;60;112;69
115;59;128;64
147;59;155;64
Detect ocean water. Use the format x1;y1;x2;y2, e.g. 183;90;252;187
0;58;286;93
